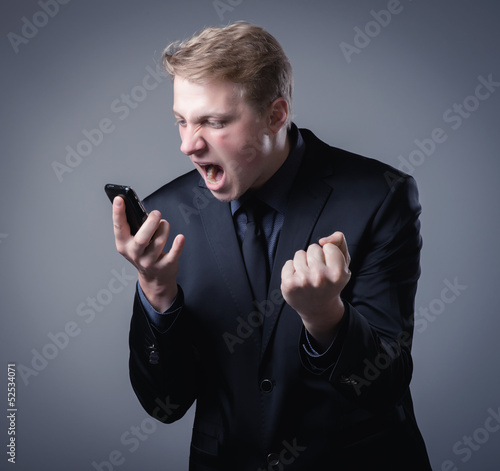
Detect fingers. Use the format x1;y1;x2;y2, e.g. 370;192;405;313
285;243;336;274
281;259;295;280
318;231;344;248
290;249;307;272
323;243;351;279
318;231;340;246
167;234;185;263
282;240;350;289
134;210;163;247
294;241;347;270
319;231;350;266
113;197;184;267
112;196;130;245
133;218;185;269
305;243;326;268
283;245;328;287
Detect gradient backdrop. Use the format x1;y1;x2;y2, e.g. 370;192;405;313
1;1;499;470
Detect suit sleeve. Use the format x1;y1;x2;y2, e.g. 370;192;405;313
300;174;422;409
128;285;199;423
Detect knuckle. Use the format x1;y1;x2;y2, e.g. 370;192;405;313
140;260;153;271
323;243;337;254
134;236;151;250
282;277;298;293
115;243;127;256
136;255;157;272
329;267;344;282
310;271;325;287
280;275;292;289
295;272;308;287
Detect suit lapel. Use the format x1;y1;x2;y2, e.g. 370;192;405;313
261;150;335;357
196;182;262;345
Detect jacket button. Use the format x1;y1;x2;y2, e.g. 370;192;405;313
260;379;274;393
147;345;159;365
339;375;359;385
267;453;280;466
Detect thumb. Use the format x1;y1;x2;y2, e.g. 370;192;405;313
319;231;344;247
319;232;350;266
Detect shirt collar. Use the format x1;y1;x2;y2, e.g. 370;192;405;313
231;123;305;216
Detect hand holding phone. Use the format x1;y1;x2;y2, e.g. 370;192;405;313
104;184;148;235
107;182;185;312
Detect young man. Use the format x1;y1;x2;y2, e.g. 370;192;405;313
112;22;431;470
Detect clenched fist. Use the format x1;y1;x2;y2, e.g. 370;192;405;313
281;231;351;349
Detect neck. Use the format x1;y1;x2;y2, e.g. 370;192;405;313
268;126;291;178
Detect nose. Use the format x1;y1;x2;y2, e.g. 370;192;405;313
180;125;206;156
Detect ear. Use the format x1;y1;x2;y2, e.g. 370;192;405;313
267;97;289;134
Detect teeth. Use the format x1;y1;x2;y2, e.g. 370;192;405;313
199;163;222;184
207;165;215;182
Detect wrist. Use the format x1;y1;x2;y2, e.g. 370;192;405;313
138;274;178;312
301;297;345;351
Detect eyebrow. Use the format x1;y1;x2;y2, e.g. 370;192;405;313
172;110;235;122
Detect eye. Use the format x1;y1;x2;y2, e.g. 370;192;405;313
207;120;225;129
174;119;186;127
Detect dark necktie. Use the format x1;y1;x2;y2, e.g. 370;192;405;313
241;198;269;302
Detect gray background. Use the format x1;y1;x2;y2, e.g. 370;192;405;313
1;0;499;469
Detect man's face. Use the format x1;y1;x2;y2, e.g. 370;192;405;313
173;76;275;202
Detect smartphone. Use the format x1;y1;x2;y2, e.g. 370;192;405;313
104;184;148;235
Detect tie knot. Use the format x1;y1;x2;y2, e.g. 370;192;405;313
244;197;266;224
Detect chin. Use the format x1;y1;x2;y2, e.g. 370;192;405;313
209;187;244;203
208;189;235;203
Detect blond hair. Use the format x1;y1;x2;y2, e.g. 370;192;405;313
162;22;293;127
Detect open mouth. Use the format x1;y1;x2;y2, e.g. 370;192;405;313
200;163;224;186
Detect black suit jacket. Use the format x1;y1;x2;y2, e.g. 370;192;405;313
128;128;432;470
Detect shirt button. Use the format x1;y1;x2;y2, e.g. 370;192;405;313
260;379;274;393
267;453;280;466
